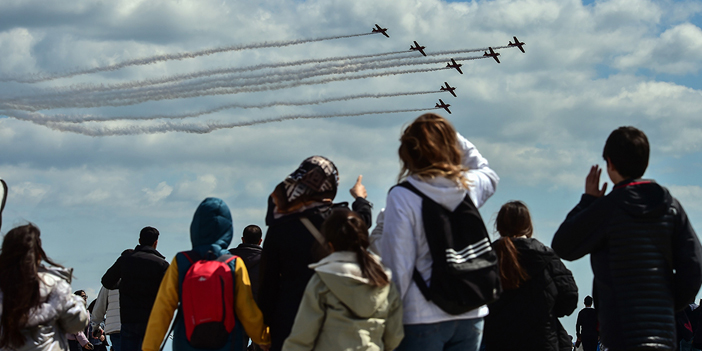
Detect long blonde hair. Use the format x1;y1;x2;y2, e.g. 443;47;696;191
398;113;468;188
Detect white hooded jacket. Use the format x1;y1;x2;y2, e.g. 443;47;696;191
378;133;499;325
0;267;90;351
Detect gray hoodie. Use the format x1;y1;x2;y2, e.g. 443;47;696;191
282;251;404;351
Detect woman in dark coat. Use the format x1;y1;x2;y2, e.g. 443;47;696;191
257;156;372;351
483;201;578;351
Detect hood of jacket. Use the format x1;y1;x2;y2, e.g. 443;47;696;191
309;251;392;318
612;179;672;218
407;175;467;212
190;197;233;258
508;237;557;276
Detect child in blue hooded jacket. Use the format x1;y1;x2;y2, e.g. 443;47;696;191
142;198;270;351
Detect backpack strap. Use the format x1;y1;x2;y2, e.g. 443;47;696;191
395;182;436;302
300;217;325;245
217;254;237;265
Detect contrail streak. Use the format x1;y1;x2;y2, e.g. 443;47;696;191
33;50;415;95
23;48;452;101
6;107;436;136
0;32;377;83
6;55;484;110
6;91;442;123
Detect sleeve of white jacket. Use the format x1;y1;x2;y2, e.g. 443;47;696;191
56;281;90;335
457;133;499;208
378;187;418;301
90;286;108;329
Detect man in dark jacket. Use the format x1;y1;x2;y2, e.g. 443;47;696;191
229;225;263;301
102;227;169;351
552;126;702;351
575;296;598;351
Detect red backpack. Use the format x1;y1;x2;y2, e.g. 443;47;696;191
180;252;237;349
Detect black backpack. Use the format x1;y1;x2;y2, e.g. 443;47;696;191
398;182;502;315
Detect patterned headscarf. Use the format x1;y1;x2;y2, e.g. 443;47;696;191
271;156;339;215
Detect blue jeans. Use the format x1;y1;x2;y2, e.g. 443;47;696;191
396;318;484;351
109;333;121;351
120;323;147;351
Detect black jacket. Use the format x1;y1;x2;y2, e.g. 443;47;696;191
101;245;169;324
576;308;598;339
552;179;702;350
258;197;372;351
229;243;262;301
483;238;578;351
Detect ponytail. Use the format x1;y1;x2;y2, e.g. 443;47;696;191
495;237;529;290
494;201;533;290
322;209;389;287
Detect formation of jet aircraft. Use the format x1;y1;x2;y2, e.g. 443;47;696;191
369;25;525;116
410;41;426;56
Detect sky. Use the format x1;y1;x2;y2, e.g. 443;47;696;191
1;0;702;340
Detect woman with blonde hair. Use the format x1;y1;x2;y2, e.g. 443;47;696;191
482;201;578;351
0;224;90;351
378;113;499;351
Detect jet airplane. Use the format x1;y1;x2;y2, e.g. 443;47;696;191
440;82;457;97
508;36;526;53
483;47;501;63
435;99;452;114
410;41;426;56
372;24;389;38
446;59;463;74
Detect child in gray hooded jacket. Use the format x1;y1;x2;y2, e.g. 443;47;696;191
283;209;403;351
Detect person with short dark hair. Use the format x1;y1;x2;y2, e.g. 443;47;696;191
229;225;264;351
102;227;169;351
575;296;598;351
552;126;702;350
229;225;263;301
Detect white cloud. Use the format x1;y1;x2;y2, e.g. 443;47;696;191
0;28;38;75
615;22;702;74
142;181;173;204
669;185;702;214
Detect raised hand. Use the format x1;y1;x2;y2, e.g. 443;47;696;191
585;165;608;197
349;175;367;199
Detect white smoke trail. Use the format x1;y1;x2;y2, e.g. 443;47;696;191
8;55;484;110
25;45;510;94
11;50;424;104
9;107;436;136
0;32;378;83
5;90;441;123
33;50;415;96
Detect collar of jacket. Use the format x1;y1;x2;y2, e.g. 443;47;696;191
133;244;165;259
613;178;653;190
